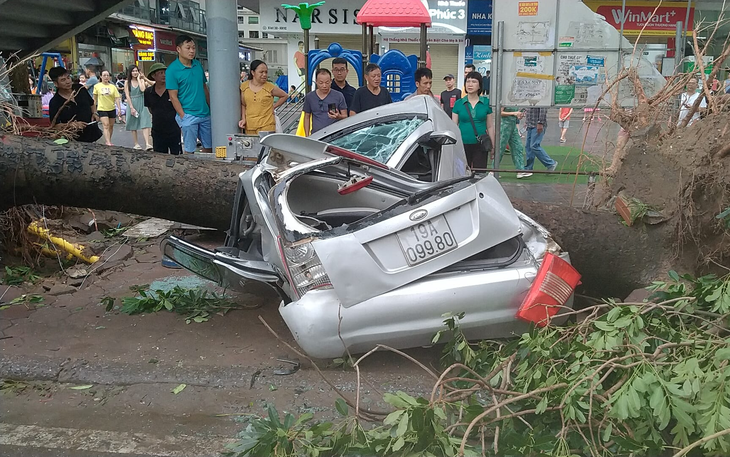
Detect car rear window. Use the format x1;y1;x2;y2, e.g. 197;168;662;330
328;117;425;164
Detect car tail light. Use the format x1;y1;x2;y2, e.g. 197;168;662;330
277;237;332;298
516;253;581;327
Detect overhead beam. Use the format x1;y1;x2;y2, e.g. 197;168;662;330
0;5;75;26
18;0;135;56
22;0;97;11
0;22;54;38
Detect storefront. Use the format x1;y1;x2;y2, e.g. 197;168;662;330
260;0;467;92
155;29;179;66
78;43;111;73
465;0;492;75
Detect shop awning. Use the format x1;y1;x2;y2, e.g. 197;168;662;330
356;0;431;27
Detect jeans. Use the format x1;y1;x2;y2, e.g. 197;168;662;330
525;127;557;170
175;114;212;153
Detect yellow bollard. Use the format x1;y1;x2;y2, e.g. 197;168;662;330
27;221;99;264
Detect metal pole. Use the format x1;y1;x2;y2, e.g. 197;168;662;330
369;25;375;58
675;21;683;73
493;21;504;177
682;0;692;59
206;0;239;150
304;29;311;93
362;23;368;74
618;0;626;76
419;24;427;68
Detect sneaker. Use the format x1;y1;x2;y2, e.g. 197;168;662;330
145;145;153;151
548;161;558;172
133;144;142;150
517;172;533;178
560;138;566;143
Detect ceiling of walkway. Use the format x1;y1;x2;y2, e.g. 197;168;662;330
0;0;133;54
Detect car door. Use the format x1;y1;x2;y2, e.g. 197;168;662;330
264;135;523;308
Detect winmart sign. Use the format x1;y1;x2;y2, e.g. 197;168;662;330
585;1;694;36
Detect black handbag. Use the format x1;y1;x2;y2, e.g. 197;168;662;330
465;101;493;153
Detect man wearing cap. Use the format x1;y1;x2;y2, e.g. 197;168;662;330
144;63;182;155
440;73;461;119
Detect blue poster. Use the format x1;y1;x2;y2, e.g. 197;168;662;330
465;45;474;64
467;0;493;35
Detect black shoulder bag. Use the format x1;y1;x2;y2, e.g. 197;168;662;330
465;101;493;154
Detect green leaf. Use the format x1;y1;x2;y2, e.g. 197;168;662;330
69;384;94;390
602;422;613;442
335;398;349;416
384;409;405;426
594;321;614;332
668;270;681;282
396;412;410;437
393;436;405;452
433;407;447;421
54;138;69;144
535;396;549;414
171;383;186;394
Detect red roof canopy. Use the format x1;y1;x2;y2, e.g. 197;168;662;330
356;0;432;27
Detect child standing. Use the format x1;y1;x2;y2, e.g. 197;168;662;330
559;107;573;143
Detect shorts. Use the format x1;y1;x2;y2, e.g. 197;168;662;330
98;109;116;119
558;119;570;129
152;130;182;155
176;114;212;153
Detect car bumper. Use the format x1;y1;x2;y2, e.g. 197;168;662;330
279;254;573;359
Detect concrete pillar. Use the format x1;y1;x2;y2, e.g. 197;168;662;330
206;0;239;149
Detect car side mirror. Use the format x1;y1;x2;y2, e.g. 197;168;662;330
428;131;458;145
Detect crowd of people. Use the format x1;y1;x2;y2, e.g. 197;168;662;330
45;33;718;175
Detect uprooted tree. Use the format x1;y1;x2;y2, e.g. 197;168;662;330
1;30;729;298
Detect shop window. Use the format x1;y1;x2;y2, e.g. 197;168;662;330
238;32;245;38
262;33;269;39
248;16;259;24
250;31;259;38
238;16;244;24
385;73;401;94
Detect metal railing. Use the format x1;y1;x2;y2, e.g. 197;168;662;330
275;81;307;133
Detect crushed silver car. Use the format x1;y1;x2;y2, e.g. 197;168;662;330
161;99;574;359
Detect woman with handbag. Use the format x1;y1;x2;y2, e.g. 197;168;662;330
451;71;495;170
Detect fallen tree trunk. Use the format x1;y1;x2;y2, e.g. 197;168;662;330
0;135;245;231
0;135;700;297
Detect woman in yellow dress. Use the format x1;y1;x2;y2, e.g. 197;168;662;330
238;60;288;135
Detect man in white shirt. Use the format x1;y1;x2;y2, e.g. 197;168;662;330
679;77;706;126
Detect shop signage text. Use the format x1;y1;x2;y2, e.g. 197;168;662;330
382;36;465;43
130;25;155;48
261;0;466;34
467;0;493;35
584;1;694;36
155;30;178;53
518;2;539;16
136;50;155;62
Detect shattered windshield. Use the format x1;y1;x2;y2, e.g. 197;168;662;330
328;117;426;164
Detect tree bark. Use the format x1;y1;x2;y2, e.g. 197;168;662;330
0;135;679;297
0;135;247;231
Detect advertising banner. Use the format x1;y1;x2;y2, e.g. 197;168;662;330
584;1;694;36
467;0;493;35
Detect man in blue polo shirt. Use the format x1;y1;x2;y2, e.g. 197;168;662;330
166;34;212;153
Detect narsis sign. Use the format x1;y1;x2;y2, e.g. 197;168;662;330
261;0;467;34
467;0;493;35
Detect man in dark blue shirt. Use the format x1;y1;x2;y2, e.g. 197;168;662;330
330;58;356;114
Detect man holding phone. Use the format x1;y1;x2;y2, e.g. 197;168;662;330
303;69;347;136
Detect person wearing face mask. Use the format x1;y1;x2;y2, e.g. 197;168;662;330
349;63;392;116
238;60;288;135
166;34;212;153
93;70;122;146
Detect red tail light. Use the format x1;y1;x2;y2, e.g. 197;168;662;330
516;253;580;327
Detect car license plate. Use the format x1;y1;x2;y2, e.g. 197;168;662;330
396;215;457;266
